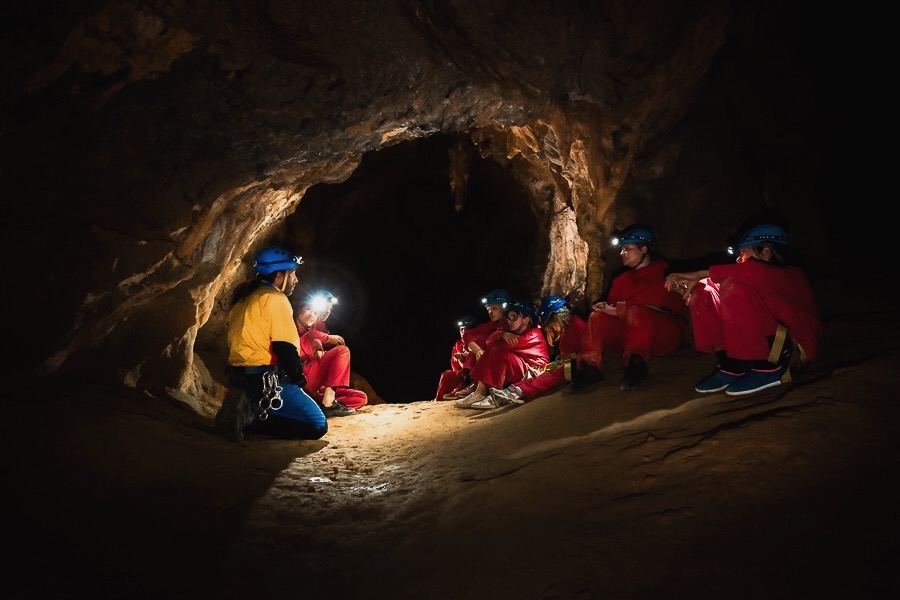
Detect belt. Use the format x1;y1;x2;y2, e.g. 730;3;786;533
241;365;270;374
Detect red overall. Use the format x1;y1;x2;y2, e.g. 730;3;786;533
299;326;368;409
517;315;587;401
580;259;688;369
690;259;820;362
469;326;550;390
434;338;472;401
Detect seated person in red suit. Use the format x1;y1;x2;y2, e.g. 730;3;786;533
456;300;550;409
665;222;820;396
433;315;478;401
485;295;588;408
568;225;688;393
441;288;511;400
293;293;367;417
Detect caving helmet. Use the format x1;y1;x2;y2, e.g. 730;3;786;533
253;247;303;276
612;226;656;249
736;224;791;251
482;289;511;309
457;315;478;329
537;295;568;324
507;301;537;325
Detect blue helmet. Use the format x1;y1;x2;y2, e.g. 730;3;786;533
507;301;537;325
737;224;791;251
253;247;303;275
537;295;568;324
457;315;478;328
482;289;510;308
614;226;656;249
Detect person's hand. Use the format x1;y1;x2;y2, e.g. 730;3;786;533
592;302;618;316
501;332;519;346
665;274;695;305
453;352;468;361
329;335;345;346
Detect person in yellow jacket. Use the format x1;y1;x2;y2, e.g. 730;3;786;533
215;247;327;441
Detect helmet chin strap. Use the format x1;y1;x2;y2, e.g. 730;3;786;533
634;250;649;269
277;271;288;293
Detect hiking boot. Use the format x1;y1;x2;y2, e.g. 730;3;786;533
323;399;356;417
566;364;604;393
694;369;744;393
215;387;255;442
455;390;486;408
724;367;784;396
619;355;648;391
491;386;524;406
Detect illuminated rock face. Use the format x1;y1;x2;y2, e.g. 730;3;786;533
1;1;843;408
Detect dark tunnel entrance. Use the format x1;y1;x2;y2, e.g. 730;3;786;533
280;133;547;403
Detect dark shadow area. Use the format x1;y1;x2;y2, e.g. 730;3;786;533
282;134;544;403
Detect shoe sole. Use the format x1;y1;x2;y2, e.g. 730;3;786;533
725;380;782;397
694;384;730;393
471;402;498;410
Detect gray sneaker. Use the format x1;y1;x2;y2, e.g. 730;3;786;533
471;395;501;410
455;390;486;408
490;386;523;406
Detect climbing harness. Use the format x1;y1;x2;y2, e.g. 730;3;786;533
768;323;808;384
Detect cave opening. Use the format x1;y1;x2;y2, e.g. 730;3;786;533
280;133;547;403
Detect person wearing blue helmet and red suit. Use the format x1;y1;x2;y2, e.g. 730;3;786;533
456;300;550;409
441;288;511;400
665;223;820;396
433;315;479;402
215;247;328;441
569;225;689;393
293;291;365;416
483;295;588;408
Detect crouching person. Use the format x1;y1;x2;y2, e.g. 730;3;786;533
216;247;328;441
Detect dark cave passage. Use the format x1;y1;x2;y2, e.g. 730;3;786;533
281;134;547;403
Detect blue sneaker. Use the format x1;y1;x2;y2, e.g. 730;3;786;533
725;367;784;396
694;369;743;393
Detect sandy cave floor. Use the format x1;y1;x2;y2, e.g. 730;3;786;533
4;284;900;600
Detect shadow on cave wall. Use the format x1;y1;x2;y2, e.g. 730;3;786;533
278;134;547;403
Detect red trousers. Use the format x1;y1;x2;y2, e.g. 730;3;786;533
303;346;367;409
580;305;685;369
469;344;534;390
690;277;781;361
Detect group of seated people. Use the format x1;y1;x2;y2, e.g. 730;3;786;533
433;221;821;411
220;217;821;441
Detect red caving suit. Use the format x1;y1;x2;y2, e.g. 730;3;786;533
298;326;368;409
517;315;587;402
580;259;688;369
469;325;550;391
689;258;820;362
434;337;472;401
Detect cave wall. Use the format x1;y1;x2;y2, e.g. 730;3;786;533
1;0;843;409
